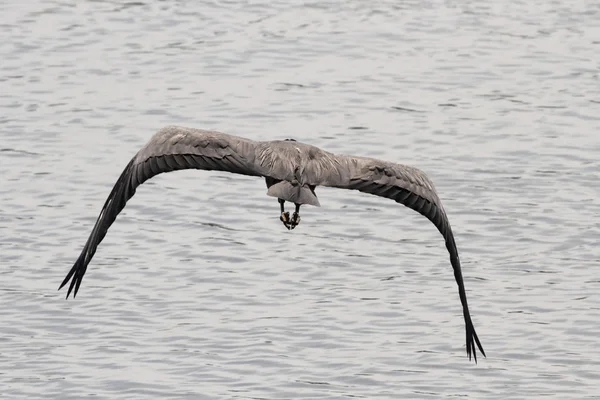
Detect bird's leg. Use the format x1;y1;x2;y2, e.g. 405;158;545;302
279;198;291;229
289;203;301;229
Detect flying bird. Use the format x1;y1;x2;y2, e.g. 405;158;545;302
59;125;486;362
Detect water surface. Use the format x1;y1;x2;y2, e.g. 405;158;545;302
1;1;600;398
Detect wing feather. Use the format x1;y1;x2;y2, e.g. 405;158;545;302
320;154;486;362
59;126;263;298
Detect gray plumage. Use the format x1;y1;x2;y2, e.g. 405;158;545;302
59;125;485;362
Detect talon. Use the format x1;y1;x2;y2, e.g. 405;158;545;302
289;212;301;229
280;211;291;229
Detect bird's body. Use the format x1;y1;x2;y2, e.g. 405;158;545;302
60;125;486;362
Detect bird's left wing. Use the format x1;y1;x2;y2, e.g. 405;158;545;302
316;153;485;362
59;126;263;298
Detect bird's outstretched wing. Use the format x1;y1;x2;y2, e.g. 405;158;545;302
319;154;486;362
59;126;263;299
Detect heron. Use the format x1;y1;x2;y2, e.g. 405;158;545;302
59;125;486;362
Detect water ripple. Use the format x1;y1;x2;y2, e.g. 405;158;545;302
1;0;599;399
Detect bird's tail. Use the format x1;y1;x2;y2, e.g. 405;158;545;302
267;181;320;206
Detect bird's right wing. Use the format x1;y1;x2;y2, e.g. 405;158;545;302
59;126;263;299
318;154;485;362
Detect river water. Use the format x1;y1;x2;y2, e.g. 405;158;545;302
1;1;599;399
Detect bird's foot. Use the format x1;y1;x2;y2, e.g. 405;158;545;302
280;211;291;230
289;212;300;230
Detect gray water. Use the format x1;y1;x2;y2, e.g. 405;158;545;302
2;1;600;398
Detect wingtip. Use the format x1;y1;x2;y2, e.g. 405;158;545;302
59;278;71;299
65;276;77;300
63;287;76;300
466;343;477;364
466;333;486;363
474;330;486;358
58;275;69;291
59;259;80;298
465;317;486;363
